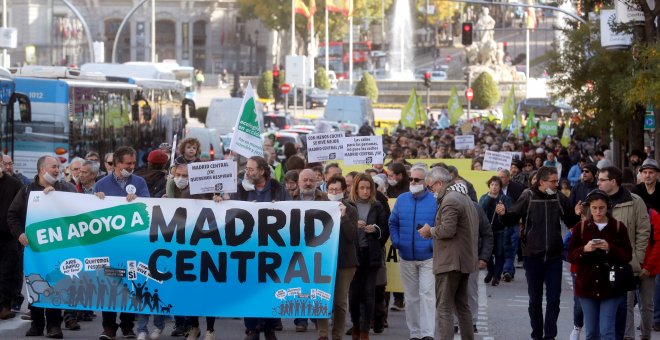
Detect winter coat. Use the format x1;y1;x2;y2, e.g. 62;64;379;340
353;200;389;269
389;190;436;261
473;201;494;263
642;208;660;275
479;193;512;232
608;188;650;274
0;175;23;241
338;199;359;269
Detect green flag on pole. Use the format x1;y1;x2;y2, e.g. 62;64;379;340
447;86;462;125
502;87;516;129
401;88;424;128
524;109;538;143
228;81;264;158
561;121;571;147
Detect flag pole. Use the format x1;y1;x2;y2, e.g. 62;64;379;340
291;0;296;55
325;6;329;73
310;9;315;88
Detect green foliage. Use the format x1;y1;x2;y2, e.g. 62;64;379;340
472;72;499;109
196;107;208;124
257;71;274;99
315;67;330;90
354;72;378;103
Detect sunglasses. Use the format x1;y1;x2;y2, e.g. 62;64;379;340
582;169;590;173
106;161;113;165
410;178;424;183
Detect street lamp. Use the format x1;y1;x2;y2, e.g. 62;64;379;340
254;30;260;75
231;30;241;97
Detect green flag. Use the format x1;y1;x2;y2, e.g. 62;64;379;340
228;81;264;158
447;86;463;125
561;121;571;147
502;87;516;129
401;88;423;128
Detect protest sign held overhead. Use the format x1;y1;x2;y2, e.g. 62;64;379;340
188;160;238;195
306;131;345;163
23;192;341;318
454;135;475;150
228;81;264;158
342;136;384;165
482;150;514;171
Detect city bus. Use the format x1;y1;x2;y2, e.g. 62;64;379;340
9;66;169;177
0;66;32;161
125;61;196;100
318;41;372;79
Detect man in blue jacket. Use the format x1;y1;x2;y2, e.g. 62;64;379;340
93;146;149;340
389;166;437;340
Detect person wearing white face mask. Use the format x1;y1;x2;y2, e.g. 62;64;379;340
93;147;150;340
388;166;437;340
315;174;358;340
7;155;76;338
495;166;579;340
229;156;290;340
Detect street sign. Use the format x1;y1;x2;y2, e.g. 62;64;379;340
644;114;655;130
465;87;474;102
280;83;291;95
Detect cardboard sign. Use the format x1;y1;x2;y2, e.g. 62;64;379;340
482;150;513;171
306;132;345;163
188;160;238;195
342;136;384;165
454;135;475;150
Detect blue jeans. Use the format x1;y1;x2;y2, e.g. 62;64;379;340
503;225;519;277
654;275;660;325
487;231;506;281
579;295;625;340
524;255;562;339
571;273;584;328
137;314;164;333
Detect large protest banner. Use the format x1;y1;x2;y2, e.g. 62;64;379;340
306;131;345;163
342;136;384;165
24;192;341;318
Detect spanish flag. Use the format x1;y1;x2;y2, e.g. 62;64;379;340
295;0;310;18
326;0;352;17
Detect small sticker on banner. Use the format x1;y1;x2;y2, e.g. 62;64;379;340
125;184;137;195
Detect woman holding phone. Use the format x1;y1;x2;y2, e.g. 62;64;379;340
568;189;632;339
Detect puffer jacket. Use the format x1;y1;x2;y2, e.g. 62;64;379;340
642;208;660;275
501;187;578;260
389;189;436;261
609;188;650;274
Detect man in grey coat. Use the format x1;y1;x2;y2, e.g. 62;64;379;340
419;167;479;340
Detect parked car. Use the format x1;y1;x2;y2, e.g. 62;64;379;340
323;95;375;128
429;70;447;81
263;112;294;130
284;88;329;109
517;97;575;118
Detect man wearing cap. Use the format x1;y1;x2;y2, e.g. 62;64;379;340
632;158;660;212
94;146;150;340
568;163;598;209
134;150;169;198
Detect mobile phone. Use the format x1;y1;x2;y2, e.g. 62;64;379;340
592;238;603;243
416;224;424;230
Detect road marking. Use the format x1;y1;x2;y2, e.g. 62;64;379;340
477;270;490;336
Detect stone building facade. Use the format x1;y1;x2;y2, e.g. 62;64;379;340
5;0;273;74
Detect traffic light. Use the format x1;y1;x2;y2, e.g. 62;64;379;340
462;22;473;46
272;66;280;109
423;71;431;88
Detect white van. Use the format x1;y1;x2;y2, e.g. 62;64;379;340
323;95;375;126
204;98;244;135
184;127;224;161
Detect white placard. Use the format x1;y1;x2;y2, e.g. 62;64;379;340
342;136;384;166
0;28;17;49
454;135;475;150
482;150;513;172
188;160;237;195
600;10;632;49
306;131;345;163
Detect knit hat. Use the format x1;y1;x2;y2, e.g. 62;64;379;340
147;150;169;165
596;158;613;170
582;163;598;175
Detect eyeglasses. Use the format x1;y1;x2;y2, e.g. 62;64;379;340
597;178;612;182
410;178;424;183
106;161;113;166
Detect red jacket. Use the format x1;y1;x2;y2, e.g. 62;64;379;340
642;209;660;275
568;217;633;299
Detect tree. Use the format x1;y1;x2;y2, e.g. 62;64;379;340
257;71;274;99
354;72;378;103
472;72;499;109
315;67;330;90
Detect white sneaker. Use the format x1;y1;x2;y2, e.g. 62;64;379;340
204;330;215;340
137;332;148;340
150;328;162;340
569;326;581;340
186;327;201;340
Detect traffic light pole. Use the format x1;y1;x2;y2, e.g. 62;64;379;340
467;73;471;120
